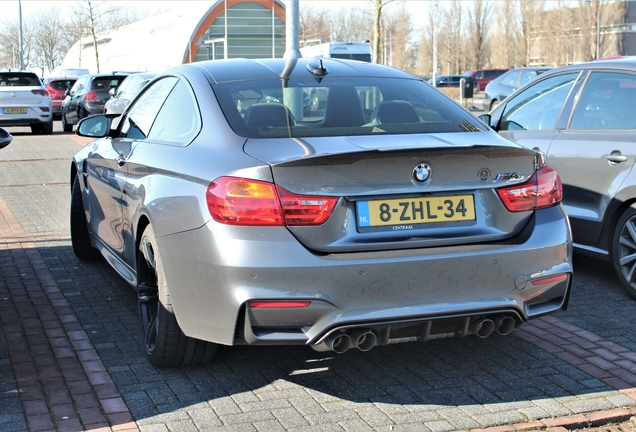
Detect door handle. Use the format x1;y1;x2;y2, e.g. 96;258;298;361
607;154;628;163
116;155;127;167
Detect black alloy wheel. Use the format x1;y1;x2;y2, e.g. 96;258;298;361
137;225;217;367
613;206;636;300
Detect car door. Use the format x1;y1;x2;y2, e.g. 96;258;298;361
64;76;86;123
85;77;179;264
497;70;521;101
492;71;581;156
546;70;636;248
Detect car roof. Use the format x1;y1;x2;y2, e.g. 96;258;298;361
548;57;636;73
174;58;418;84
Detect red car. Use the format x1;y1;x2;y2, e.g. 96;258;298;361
42;77;77;118
463;69;508;91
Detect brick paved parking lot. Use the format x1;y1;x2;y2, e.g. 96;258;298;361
2;124;636;431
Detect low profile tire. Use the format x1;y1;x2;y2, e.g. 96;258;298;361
62;113;73;132
30;123;43;134
70;176;101;260
612;206;636;299
42;120;53;135
137;225;217;367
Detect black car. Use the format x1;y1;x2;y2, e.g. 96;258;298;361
482;67;552;111
61;73;128;132
427;75;466;88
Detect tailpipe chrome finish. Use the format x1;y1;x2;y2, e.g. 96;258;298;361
495;316;516;335
470;318;495;338
349;329;377;352
311;332;352;353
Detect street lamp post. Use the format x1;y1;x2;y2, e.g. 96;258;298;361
432;0;438;87
18;0;24;70
587;0;602;59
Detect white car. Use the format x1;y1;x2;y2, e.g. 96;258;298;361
0;71;53;134
104;72;156;114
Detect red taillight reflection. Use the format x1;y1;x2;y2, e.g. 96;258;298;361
249;301;311;308
206;177;338;226
85;91;98;102
531;274;568;286
496;166;562;212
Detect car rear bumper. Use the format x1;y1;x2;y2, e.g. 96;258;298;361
158;205;572;349
0;107;52;126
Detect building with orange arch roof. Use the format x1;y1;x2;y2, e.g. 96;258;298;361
58;0;286;75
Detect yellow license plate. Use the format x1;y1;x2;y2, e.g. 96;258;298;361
357;195;475;227
4;108;27;114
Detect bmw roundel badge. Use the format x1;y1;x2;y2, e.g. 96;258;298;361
412;163;432;184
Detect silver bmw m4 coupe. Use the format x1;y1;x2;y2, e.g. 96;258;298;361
70;58;572;367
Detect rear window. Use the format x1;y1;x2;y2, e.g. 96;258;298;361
213;77;485;139
49;79;76;91
91;76;127;91
0;73;42;87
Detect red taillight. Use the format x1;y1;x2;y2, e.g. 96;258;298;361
249;301;311;308
496;166;562;212
31;89;49;97
276;185;338;225
85;91;98;102
206;176;338;226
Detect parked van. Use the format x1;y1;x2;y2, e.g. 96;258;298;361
300;41;372;63
53;68;90;78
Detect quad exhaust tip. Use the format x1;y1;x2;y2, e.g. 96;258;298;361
311;315;517;353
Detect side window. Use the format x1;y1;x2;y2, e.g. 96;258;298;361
119;77;178;140
475;72;484;79
500;71;520;87
569;72;636;130
499;73;578;131
519;70;538;86
147;80;201;145
71;77;86;95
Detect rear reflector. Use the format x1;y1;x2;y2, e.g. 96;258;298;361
207;176;337;226
249;301;311;308
531;274;568;286
496;165;562;212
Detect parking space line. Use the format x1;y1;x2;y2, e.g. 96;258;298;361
0;196;139;432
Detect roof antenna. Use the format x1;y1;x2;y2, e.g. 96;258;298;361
306;58;328;80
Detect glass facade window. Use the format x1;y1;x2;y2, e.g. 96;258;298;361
195;2;285;61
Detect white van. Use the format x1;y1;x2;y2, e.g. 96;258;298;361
300;41;372;63
56;68;90;78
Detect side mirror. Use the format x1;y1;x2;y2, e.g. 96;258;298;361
109;88;116;97
77;115;112;138
478;114;491;124
0;127;13;149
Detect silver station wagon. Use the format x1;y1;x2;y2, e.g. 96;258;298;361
70;58;572;367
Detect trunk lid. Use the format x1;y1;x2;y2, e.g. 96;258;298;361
244;132;540;253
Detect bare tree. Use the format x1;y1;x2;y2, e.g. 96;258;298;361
72;0;126;73
382;3;414;70
492;0;519;68
32;7;67;74
300;6;331;45
0;17;34;70
300;4;371;46
370;0;397;64
438;0;463;74
466;0;491;70
517;0;543;66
